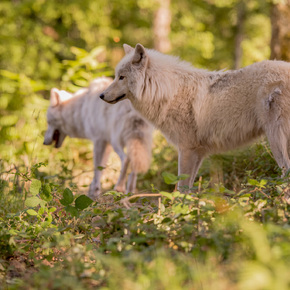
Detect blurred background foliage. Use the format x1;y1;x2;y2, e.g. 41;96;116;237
1;1;290;288
0;0;289;188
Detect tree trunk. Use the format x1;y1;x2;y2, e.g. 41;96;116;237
234;1;246;69
270;1;290;61
153;0;171;53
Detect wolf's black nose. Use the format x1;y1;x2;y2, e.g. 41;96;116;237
100;93;104;100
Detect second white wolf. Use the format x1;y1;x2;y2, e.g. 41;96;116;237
44;77;153;199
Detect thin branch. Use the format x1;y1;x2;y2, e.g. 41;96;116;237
121;193;162;209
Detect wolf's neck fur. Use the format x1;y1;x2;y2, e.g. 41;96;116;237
130;54;209;145
137;49;208;102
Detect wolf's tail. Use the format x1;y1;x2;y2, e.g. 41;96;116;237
127;137;152;173
126;127;152;174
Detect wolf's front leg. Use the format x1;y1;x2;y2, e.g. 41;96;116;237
177;148;204;192
112;142;129;192
88;140;111;200
114;157;130;192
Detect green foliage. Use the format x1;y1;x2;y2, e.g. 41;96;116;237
162;171;189;185
0;1;287;288
60;188;74;206
0;163;289;288
0;0;273;166
75;195;93;210
170;0;271;69
61;46;113;92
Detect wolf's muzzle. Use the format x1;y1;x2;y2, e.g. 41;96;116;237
100;94;104;100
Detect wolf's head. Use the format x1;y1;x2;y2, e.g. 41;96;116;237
100;43;149;104
43;88;71;148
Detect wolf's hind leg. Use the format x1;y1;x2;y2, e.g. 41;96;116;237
177;148;204;192
89;140;111;200
126;172;137;194
264;87;290;175
266;125;290;175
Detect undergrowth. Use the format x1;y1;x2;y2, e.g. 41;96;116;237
0;143;289;289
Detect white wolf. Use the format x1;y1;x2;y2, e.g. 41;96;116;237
44;77;153;199
100;43;290;191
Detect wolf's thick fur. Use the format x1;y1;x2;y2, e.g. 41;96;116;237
44;77;153;199
100;43;290;190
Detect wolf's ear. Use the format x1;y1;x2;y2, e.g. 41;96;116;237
58;90;72;102
123;44;134;54
50;88;60;107
132;43;148;67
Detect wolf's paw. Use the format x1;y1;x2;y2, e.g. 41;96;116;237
114;185;126;193
88;185;101;201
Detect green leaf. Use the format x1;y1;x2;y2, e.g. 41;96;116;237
25;196;41;208
75;195;93;210
70;46;88;57
65;205;79;217
38;207;45;215
30;179;42;196
104;190;123;197
0;115;18;126
60;188;74;206
172;203;190;215
161;217;173;224
247;179;259;186
162;172;189;184
48;207;57;213
160;191;173;200
40;184;53;202
276;186;284;195
173;191;184;198
39;199;47;208
74;234;85;239
27;209;38;216
259;179;267;188
41;213;52;228
162;172;178;184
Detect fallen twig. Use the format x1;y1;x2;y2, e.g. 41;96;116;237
121;193;162;209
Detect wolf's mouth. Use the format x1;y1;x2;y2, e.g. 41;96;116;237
53;129;60;148
108;94;126;104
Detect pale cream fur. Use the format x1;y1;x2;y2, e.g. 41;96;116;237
100;44;290;191
44;77;153;199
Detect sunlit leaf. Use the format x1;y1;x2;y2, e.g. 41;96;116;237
0;115;18;127
41;213;52;227
38;207;45;215
30;179;41;196
48;207;57;213
247;179;259;186
25;196;41;208
27;209;38;216
160;191;173;200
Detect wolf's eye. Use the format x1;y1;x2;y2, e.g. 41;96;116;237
119;76;125;80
